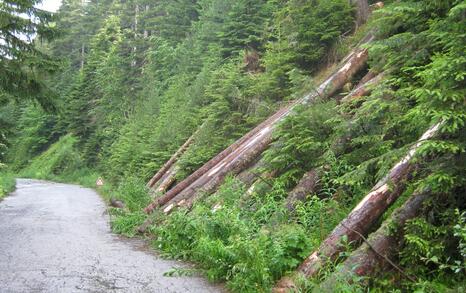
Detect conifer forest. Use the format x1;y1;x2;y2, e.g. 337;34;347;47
0;0;465;292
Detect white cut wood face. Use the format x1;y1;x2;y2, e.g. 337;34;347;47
163;203;174;213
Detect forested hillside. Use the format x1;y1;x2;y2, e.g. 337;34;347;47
1;0;465;292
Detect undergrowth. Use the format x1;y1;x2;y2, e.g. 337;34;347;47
0;171;15;198
107;177;151;237
18;134;98;187
147;176;351;292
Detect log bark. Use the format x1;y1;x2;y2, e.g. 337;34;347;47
285;169;322;212
155;165;178;193
317;191;429;292
236;157;266;186
273;122;441;292
340;73;384;103
147;132;197;189
144;33;375;215
356;70;377;88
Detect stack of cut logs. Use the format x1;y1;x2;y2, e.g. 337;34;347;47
141;1;442;290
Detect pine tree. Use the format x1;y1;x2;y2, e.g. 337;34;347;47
218;0;269;58
0;0;58;110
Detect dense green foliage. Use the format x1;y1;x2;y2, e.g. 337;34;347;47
0;0;58;169
2;0;465;292
0;171;15;198
152;177;349;292
0;0;58;109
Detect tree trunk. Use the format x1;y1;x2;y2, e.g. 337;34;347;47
143;5;149;38
80;43;85;70
147;132;197;189
236;156;266;186
155;165;178;193
144;33;375;215
340;73;384;103
273;122;441;291
356;70;376;88
285;169;322;212
144;105;292;213
316;192;429;292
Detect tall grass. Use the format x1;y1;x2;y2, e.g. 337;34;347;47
0;171;15;198
146;177;351;292
19;134;99;187
107;177;152;237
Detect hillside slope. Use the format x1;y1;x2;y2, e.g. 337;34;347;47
2;0;465;292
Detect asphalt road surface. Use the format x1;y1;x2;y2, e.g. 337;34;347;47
0;179;222;293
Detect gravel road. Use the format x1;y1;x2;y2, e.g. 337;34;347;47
0;179;222;293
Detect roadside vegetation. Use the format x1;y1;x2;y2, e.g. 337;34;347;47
1;0;464;292
0;171;15;199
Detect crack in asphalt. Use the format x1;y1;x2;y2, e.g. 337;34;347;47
0;179;223;293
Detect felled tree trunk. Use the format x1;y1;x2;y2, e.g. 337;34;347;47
273;122;441;292
356;70;376;88
317;191;429;292
236;156;267;186
143;33;375;215
285;169;322;212
155;165;178;193
147;132;197;189
165;42;373;213
144;106;292;213
340;73;384;103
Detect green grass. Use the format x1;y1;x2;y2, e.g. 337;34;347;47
0;171;15;199
145;177;351;292
106;177;152;237
18;134;99;188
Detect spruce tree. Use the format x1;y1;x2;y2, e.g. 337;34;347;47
0;0;58;110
